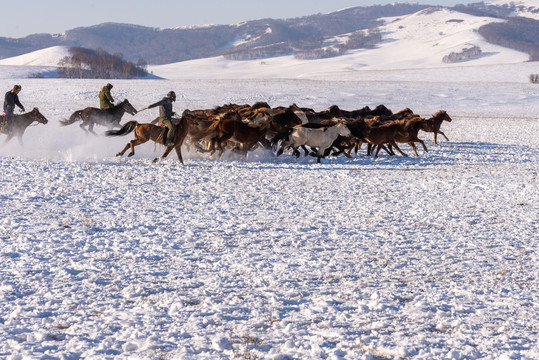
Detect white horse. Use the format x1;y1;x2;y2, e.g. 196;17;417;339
278;120;353;163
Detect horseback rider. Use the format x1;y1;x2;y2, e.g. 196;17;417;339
3;85;25;131
148;91;176;146
99;83;115;110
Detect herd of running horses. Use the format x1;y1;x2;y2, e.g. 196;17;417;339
0;99;452;164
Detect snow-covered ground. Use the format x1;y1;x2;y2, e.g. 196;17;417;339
0;67;538;360
0;3;538;358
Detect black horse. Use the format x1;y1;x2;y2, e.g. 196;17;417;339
0;107;49;146
60;99;138;135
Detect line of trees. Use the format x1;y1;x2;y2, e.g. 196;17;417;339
294;28;381;60
442;45;482;63
57;47;148;79
478;17;539;61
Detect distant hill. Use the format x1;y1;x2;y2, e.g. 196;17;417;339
0;4;434;65
0;1;538;78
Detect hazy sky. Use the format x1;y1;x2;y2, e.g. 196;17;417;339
4;0;472;38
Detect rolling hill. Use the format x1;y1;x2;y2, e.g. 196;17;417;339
0;1;537;80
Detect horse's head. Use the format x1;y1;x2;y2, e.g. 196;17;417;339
336;120;352;137
31;107;48;124
120;99;138;116
435;110;452;122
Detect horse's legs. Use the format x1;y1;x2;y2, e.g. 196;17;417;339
390;141;408;156
418;139;428;153
438;130;449;142
375;144;396;157
117;137;147;157
79;123;90;135
153;144;175;163
88;123;98;136
116;143;132;156
408;142;419;156
176;146;185;163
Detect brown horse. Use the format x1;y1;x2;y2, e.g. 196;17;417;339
420;110;452;144
382;117;429;156
364;121;408;158
60;99;138;135
0;107;49;145
198;110;272;156
105;117;190;163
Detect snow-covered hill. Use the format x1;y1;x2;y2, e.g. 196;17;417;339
148;7;530;80
0;46;70;67
0;6;535;80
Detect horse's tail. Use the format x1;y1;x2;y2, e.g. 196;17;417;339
270;127;293;149
105;121;139;136
59;110;83;126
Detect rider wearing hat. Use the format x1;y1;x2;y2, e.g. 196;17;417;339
148;91;177;146
3;85;25;131
99;83;115;110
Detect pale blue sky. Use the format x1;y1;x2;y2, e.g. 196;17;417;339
4;0;471;38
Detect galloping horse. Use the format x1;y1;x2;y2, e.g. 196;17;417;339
195;110;272;156
420;110;452;144
60;99;138;135
274;121;354;163
364;121;409;158
105;117;190;163
0;107;49;145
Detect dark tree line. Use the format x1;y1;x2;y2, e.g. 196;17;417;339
57;47;148;79
294;28;381;60
478;17;539;61
223;27;382;61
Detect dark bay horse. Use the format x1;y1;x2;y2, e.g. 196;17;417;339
420;110;452;144
105;117;190;163
60;99;138;135
0;107;49;145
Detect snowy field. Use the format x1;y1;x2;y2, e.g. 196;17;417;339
0;67;538;360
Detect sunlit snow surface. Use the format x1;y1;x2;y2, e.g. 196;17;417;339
0;74;538;359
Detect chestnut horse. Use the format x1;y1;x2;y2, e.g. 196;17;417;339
197;111;272;156
60;99;138;135
364;121;408;158
0;107;49;145
420;110;452;144
105;117;190;163
393;117;429;156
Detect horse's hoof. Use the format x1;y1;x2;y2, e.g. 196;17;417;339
128;153;134;157
116;153;121;157
152;158;159;163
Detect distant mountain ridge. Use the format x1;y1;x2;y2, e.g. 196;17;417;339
0;1;537;66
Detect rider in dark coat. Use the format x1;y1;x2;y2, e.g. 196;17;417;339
148;91;176;145
3;85;25;131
